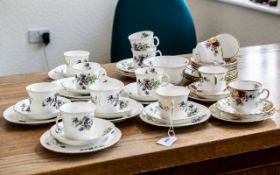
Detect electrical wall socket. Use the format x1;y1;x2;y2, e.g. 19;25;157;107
28;28;50;43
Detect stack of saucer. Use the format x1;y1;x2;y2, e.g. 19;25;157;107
3;82;70;125
116;31;161;77
210;80;275;123
140;86;211;127
40;102;122;154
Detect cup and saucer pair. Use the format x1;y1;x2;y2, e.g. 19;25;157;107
40;102;121;153
140;86;211;127
210;80;275;123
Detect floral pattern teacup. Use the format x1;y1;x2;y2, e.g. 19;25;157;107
128;31;160;52
73;62;107;90
135;67;169;97
198;65;227;94
156;86;190;120
131;47;162;68
58;102;96;140
26;82;60;115
64;50;90;74
89;78;125;113
228;80;270;113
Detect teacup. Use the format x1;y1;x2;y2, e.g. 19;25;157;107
64;50;90;74
89;78;125;113
156;86;190;120
135;67;169;97
228;80;270;113
198;65;227;93
143;56;189;84
73;62;107;90
128;31;160;51
26;82;60;115
58;102;96;140
131;47;162;68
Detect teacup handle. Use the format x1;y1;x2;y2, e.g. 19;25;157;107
92;96;101;105
55;115;63;131
161;74;170;87
260;89;270;101
153;36;160;47
156;50;162;56
98;68;107;78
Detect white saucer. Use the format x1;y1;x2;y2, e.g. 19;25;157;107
48;64;74;80
189;93;218;103
40;128;122;154
124;82;160;102
50;120;115;146
62;77;90;95
116;58;135;74
13;97;70;120
188;81;229;99
140;101;211;128
99;99;143;123
95;97;134;119
3;106;56;125
210;104;275;123
216;98;274;116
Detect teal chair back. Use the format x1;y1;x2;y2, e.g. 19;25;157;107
111;0;197;62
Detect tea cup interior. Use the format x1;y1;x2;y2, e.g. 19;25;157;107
89;78;124;92
60;102;96;114
198;66;227;74
128;31;154;40
64;50;90;57
144;56;188;68
73;62;101;72
26;82;59;93
229;80;261;91
156;86;190;97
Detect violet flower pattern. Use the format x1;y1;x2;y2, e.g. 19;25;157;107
138;78;161;95
159;102;169;111
179;101;188;112
134;54;150;67
133;43;150;51
42;95;64;109
107;94;120;107
72;115;94;131
20;103;31;112
75;73;98;89
76;59;88;64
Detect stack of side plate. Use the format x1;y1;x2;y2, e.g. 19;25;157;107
116;58;136;78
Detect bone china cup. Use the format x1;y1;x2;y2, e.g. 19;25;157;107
198;65;227;93
143;56;189;85
64;50;90;74
73;62;107;90
228;80;270;113
26;82;60;115
89;78;125;113
128;31;160;51
131;47;162;68
135;67;169;97
58;102;96;140
156;86;190;120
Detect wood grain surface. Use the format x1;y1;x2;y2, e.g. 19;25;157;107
1;44;280;175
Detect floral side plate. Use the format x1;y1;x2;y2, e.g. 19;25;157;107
50;120;115;146
116;58;135;73
3;106;56;125
13;97;70;120
210;103;275;123
62;77;90;95
189;93;218;103
144;101;208;125
40;128;121;154
188;81;230;99
216;98;275;116
48;64;74;80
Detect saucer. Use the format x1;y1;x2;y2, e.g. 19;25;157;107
48;64;74;80
95;97;134;119
188;81;229;99
144;101;208;125
62;77;90;95
13;97;70;120
216;98;274;116
209;104;275;123
40;128;122;154
116;58;135;74
50;120;115;146
140;101;211;127
3;106;56;125
189;93;218;103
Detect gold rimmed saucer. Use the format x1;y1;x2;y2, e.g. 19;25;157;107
188;82;230;99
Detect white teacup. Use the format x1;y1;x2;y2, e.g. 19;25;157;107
64;50;90;74
156;86;190;120
228;80;270;113
198;65;227;93
131;47;162;68
128;31;160;51
135;67;169;97
89;78;125;113
26;82;60;115
58;102;96;140
73;62;107;90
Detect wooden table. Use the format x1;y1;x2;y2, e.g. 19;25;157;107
1;44;280;175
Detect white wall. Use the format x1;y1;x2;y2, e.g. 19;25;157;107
1;0;280;76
